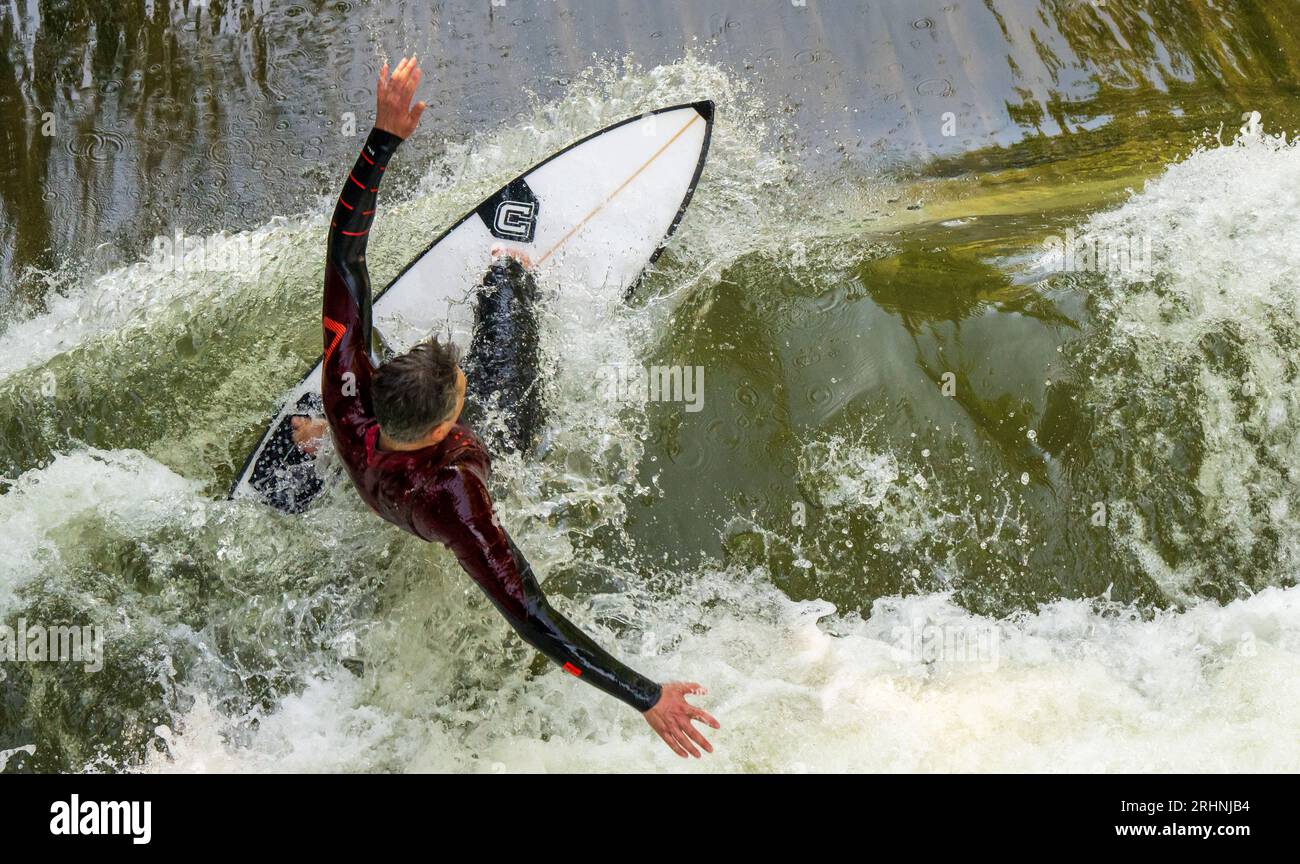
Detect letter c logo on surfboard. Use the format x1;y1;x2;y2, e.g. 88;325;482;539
477;177;540;244
493;200;536;241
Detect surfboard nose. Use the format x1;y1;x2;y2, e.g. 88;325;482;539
692;100;715;123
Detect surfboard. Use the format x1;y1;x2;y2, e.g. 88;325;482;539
230;100;714;512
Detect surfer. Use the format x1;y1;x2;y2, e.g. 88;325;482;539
292;55;718;758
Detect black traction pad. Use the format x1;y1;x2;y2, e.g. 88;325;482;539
246;392;326;514
476;177;541;243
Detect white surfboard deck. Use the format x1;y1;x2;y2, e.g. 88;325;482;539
231;101;714;510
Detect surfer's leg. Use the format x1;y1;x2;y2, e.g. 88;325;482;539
461;252;544;453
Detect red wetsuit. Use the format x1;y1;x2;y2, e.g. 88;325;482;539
321;127;660;713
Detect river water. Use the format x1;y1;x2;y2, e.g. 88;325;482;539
2;0;1299;772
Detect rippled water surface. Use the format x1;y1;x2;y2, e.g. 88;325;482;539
2;0;1300;772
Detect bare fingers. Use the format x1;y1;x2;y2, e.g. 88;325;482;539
680;718;714;755
392;55;417;92
673;727;702;759
655;726;688;758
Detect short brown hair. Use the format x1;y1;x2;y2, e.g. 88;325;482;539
371;336;461;442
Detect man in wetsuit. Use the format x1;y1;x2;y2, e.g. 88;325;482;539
293;55;718;758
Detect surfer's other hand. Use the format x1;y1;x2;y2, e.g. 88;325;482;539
643;682;719;758
376;54;427;139
291;416;329;456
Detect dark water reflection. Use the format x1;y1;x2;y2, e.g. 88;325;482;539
3;0;1300;308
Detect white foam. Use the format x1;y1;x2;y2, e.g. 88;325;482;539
0;448;200;613
1069;121;1300;592
0;220;319;382
142;573;1300;773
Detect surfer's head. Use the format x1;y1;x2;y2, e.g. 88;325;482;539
372;336;466;444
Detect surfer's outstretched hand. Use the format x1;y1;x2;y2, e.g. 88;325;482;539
644;682;719;758
376;54;427;139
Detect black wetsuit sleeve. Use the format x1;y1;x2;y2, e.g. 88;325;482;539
418;465;663;712
322;127;403;441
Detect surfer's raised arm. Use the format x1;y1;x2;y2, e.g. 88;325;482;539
315;56;427;449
